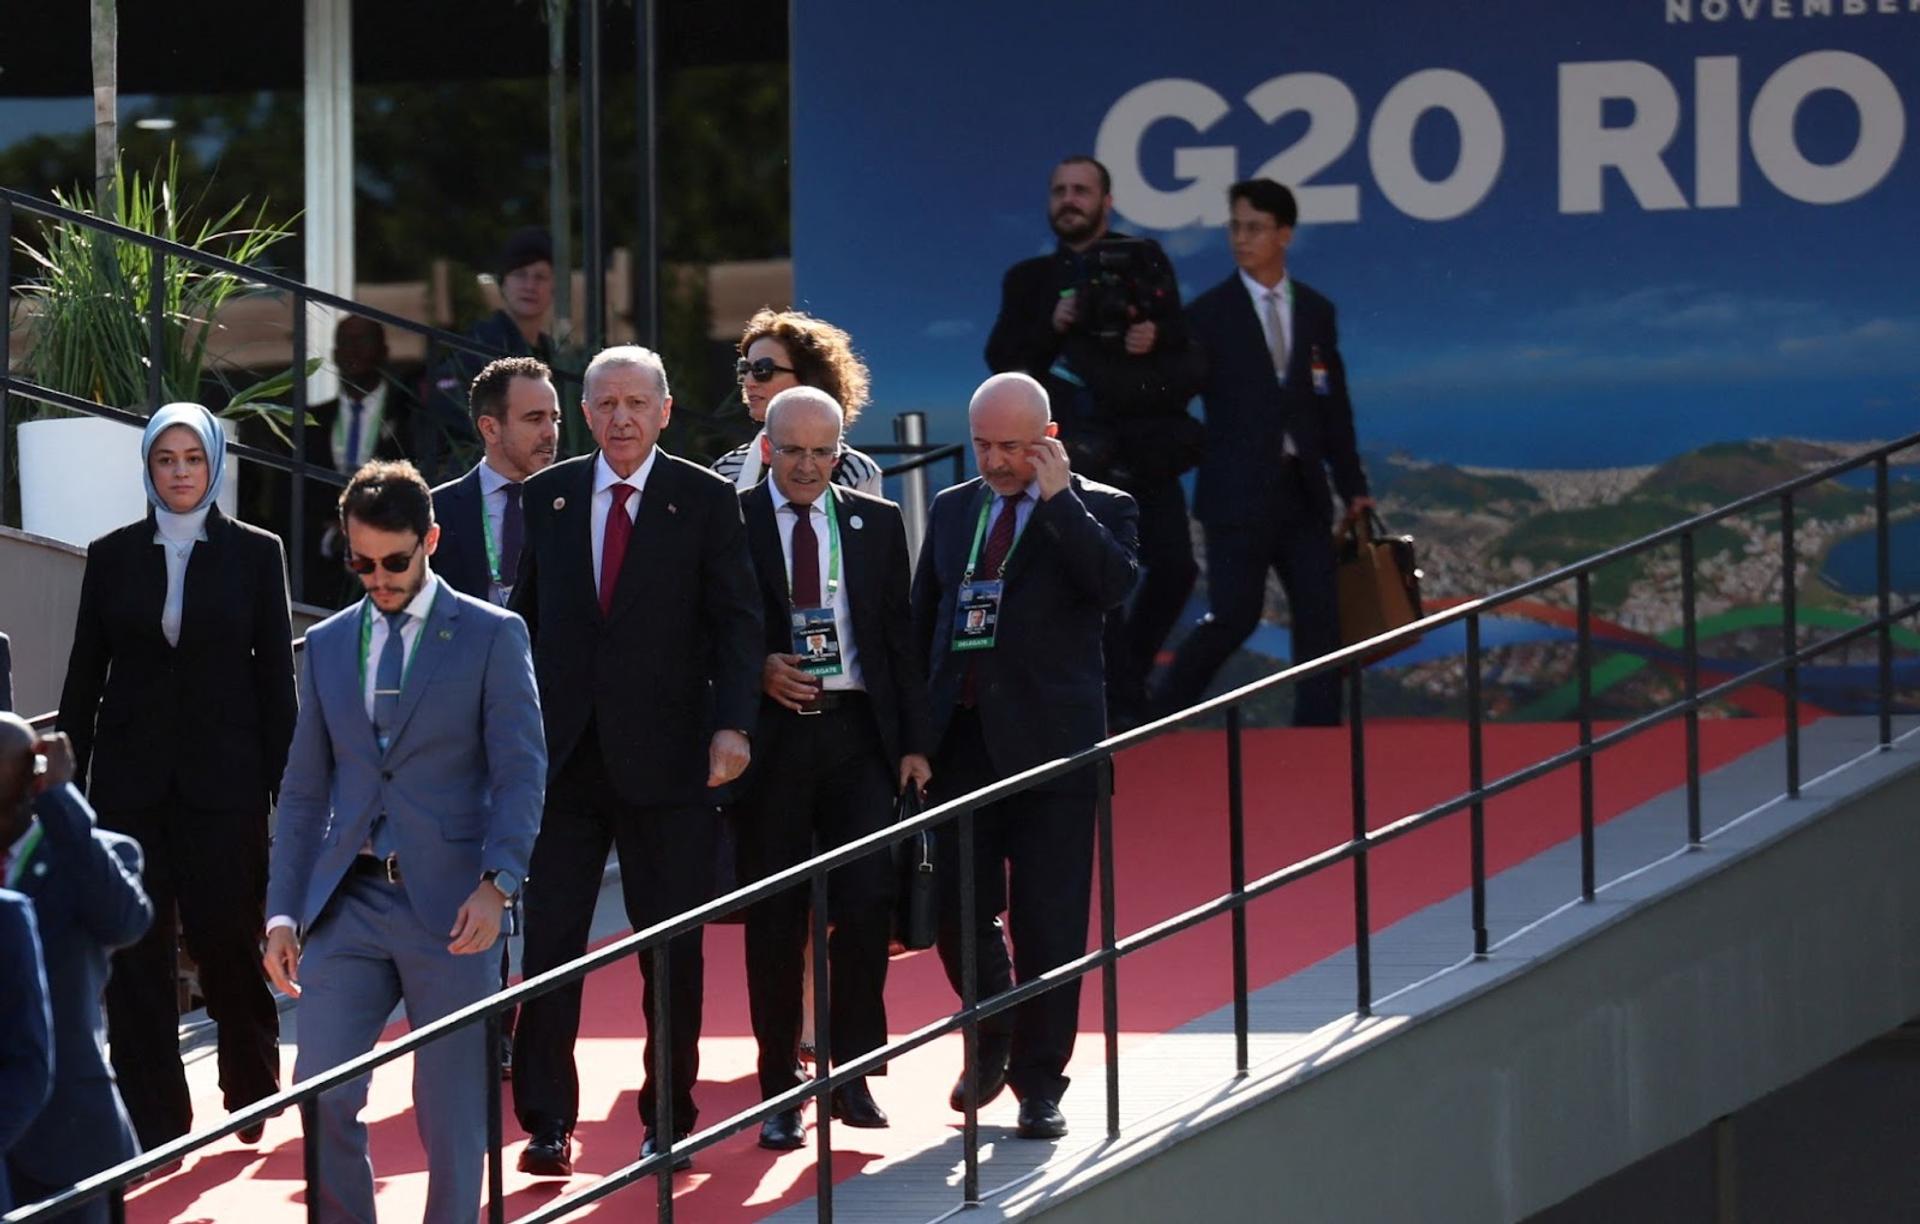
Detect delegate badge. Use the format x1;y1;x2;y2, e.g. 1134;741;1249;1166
1310;345;1330;395
951;579;1004;652
791;607;845;676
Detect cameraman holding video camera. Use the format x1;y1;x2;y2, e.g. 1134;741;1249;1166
985;156;1200;727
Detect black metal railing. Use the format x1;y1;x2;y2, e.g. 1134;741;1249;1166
10;429;1918;1223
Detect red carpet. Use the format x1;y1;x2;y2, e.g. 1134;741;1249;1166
129;718;1789;1222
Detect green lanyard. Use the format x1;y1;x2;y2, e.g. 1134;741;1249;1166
356;588;434;694
480;491;503;587
962;490;1024;586
4;823;41;888
790;486;842;604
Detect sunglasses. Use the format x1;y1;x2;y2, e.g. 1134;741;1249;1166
736;356;799;383
344;539;424;575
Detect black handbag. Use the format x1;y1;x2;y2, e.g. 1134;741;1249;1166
893;788;937;952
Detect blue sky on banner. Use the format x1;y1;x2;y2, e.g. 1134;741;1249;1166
793;0;1919;469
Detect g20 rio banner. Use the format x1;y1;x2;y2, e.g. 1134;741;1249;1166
792;0;1920;716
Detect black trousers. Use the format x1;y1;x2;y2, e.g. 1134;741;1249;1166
512;733;716;1136
102;790;280;1150
1105;474;1200;711
932;709;1096;1106
1157;464;1342;726
737;697;896;1100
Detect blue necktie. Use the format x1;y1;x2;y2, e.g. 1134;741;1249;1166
344;398;366;468
370;610;408;857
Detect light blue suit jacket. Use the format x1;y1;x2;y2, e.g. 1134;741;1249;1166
268;578;546;938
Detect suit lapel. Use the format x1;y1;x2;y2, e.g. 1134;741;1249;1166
328;600;381;756
1221;274;1283;392
383;583;459;751
559;458;598;612
608;453;673;625
176;508;229;651
135;515;171;650
744;484;789;618
834;490;881;650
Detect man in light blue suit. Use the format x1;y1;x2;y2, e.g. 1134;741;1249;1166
264;460;545;1224
0;886;52;1219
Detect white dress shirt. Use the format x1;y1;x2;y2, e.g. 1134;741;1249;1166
153;505;211;648
590;448;660;584
1239;268;1299;455
772;484;864;691
331;380;390;471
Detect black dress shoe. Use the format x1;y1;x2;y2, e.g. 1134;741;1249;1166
948;1035;1013;1112
757;1109;806;1151
829;1078;890;1128
517;1130;573;1177
641;1130;693;1172
236;1120;266;1144
1015;1097;1068;1140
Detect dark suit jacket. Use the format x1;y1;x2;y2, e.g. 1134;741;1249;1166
6;784;150;1187
740;483;931;772
0;889;51;1215
431;464;493;601
510;449;763;808
910;475;1138;790
57;505;298;817
1188;273;1369;529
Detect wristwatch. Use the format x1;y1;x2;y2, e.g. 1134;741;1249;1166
484;869;520;901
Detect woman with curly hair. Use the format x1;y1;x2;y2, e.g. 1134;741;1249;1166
713;309;885;495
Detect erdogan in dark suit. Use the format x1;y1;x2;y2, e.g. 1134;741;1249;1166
1153;179;1373;727
911;372;1138;1140
509;346;762;1175
736;388;932;1150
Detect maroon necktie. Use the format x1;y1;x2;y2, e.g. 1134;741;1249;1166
961;493;1025;707
598;483;635;615
790;503;821;607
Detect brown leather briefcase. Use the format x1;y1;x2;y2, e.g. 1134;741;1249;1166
1335;510;1424;659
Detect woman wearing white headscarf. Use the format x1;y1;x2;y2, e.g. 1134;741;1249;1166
56;403;296;1151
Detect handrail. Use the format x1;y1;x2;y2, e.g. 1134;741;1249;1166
8;425;1915;1217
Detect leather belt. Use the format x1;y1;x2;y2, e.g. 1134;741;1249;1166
351;853;403;885
795;690;867;717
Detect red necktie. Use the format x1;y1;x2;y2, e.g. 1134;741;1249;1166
961;493;1025;707
598;483;635;615
790;504;821;607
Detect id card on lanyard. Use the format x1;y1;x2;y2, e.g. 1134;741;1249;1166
480;493;511;605
951;493;1020;653
789;489;845;677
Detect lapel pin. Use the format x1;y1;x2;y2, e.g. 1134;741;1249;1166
33;862;47;879
553;496;566;511
849;515;864;530
668;503;678;515
439;628;453;640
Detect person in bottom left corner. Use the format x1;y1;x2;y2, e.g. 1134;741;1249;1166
263;460;545;1224
2;716;153;1224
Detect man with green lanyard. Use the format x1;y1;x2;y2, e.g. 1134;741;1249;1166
736;387;933;1150
910;372;1139;1141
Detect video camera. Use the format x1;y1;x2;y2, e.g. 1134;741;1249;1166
1075;236;1177;343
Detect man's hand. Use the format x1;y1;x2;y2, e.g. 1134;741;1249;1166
1051;290;1080;335
898;753;932;797
1027;436;1073;500
448;883;505;955
263;927;302;997
762;653;822;713
1123;319;1158;355
707;729;751;787
1343;495;1377;525
31;733;75;793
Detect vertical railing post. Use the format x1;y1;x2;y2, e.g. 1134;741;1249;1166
147;246;165;410
1466;614;1487;954
289;295;309;604
1098;757;1120;1140
631;0;660;348
957;806;981;1205
109;1187;127;1224
1782;494;1800;799
579;0;606;349
1;195;13;521
1875;456;1893;750
1576;571;1595;900
1226;706;1250;1075
811;864;834;1224
651;941;675;1222
301;1096;324;1224
1347;665;1371;1016
485;1012;505;1224
1682;532;1702;845
894;412;929;556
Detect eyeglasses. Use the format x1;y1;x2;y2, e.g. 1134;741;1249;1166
737;356;799;383
772;444;842;464
344;539;424;575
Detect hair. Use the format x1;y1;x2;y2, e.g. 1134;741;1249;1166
339;459;434;538
1056;154;1112;196
968;371;1052;425
765;386;845;439
583;345;669;402
499;227;553;278
469;355;553;426
1229;178;1299;228
737;309;871;422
